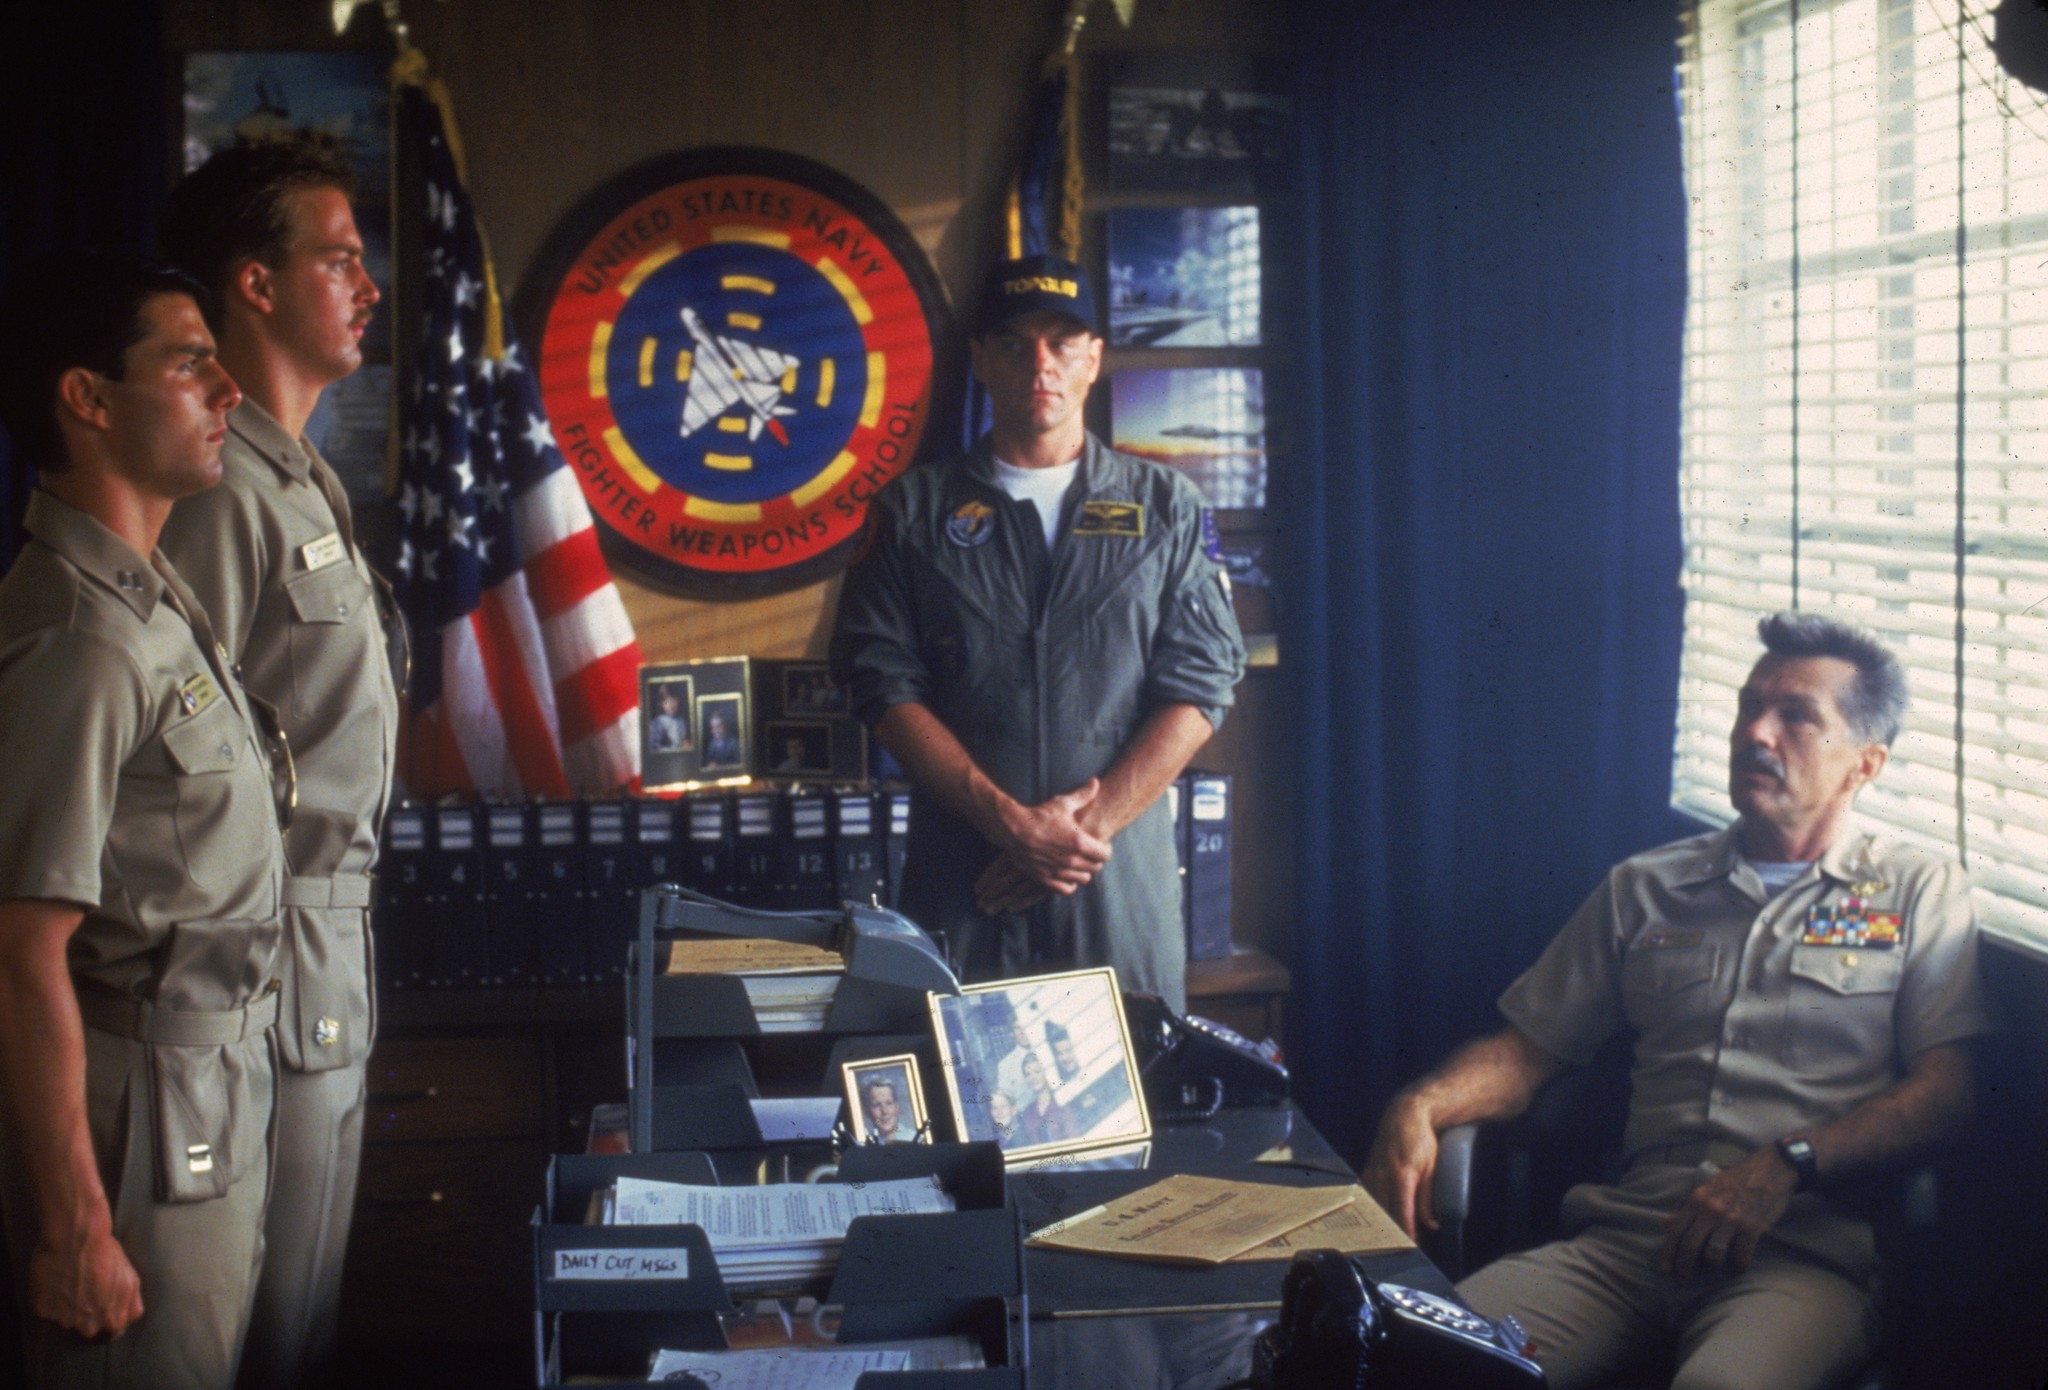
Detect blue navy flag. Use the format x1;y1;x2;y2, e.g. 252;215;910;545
394;78;641;798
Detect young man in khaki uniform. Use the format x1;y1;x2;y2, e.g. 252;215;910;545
0;253;288;1388
1361;613;1992;1390
159;140;398;1388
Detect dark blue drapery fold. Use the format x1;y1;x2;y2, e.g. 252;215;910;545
1280;0;1692;1157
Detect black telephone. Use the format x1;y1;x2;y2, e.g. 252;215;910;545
1124;992;1290;1118
1251;1250;1546;1390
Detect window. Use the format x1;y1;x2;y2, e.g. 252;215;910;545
1674;0;2048;937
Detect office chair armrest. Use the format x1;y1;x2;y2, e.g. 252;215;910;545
1433;1122;1480;1225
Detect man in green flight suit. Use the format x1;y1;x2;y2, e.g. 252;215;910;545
831;255;1245;1010
0;252;288;1389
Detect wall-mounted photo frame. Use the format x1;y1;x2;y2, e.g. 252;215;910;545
929;967;1150;1164
639;667;698;792
183;52;395;507
1107;206;1262;349
1111;367;1267;510
1105;85;1291;196
842;1053;930;1146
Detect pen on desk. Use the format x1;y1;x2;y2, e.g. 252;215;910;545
1050;1301;1283;1320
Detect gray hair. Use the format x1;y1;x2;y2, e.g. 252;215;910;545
1756;612;1909;747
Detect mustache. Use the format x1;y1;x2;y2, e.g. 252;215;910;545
1733;746;1785;781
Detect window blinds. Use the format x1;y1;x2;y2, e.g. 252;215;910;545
1676;0;2048;937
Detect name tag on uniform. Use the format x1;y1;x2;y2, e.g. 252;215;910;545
301;532;346;572
176;672;220;717
1640;930;1703;950
1073;500;1144;537
1801;900;1901;949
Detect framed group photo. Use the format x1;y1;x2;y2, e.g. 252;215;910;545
841;1054;929;1145
929;968;1150;1163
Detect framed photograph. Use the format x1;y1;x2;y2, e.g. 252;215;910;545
639;665;700;792
780;662;849;716
1107;206;1261;349
929;967;1151;1163
842;1054;930;1145
646;675;695;753
1111;367;1267;510
1106;85;1290;195
183;53;394;506
696;693;748;774
765;721;833;777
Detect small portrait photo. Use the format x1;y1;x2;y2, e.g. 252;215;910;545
843;1054;929;1145
781;663;849;716
645;676;695;755
767;721;832;777
696;693;746;773
931;968;1150;1163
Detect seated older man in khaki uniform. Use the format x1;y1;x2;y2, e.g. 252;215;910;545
1362;612;1992;1390
0;254;288;1390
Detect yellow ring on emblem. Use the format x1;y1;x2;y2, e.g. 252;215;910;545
619;243;681;298
816;257;874;326
601;426;662;494
792;450;859;509
684;495;762;521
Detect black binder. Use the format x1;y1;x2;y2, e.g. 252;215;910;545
376;806;429;992
428;804;486;988
832;787;889;908
883;787;912;908
1185;772;1234;961
780;788;836;910
483;803;539;986
533;801;586;985
683;792;736;900
582;800;633;982
731;789;779;906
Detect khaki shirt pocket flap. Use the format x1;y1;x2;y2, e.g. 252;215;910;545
1622;943;1719;997
285;561;369;626
161;700;242;775
1789;946;1903;997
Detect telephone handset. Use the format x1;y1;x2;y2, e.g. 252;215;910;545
1251;1249;1546;1390
1123;991;1289;1119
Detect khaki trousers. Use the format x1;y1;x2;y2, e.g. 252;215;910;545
235;1060;365;1390
5;1027;272;1390
1457;1164;1878;1390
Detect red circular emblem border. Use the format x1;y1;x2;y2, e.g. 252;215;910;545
525;149;950;596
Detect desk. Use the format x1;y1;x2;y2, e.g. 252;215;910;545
1014;1104;1453;1390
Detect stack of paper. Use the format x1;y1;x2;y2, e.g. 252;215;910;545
610;1174;955;1292
665;937;845;1032
1026;1175;1383;1266
647;1334;986;1384
737;974;841;1032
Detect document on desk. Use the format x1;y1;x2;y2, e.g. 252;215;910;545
610;1174;954;1292
1026;1174;1354;1266
665;936;846;975
646;1346;908;1387
1227;1185;1414;1260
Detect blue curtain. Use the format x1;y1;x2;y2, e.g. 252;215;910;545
1280;0;1693;1157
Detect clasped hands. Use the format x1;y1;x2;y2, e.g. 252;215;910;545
972;778;1112;915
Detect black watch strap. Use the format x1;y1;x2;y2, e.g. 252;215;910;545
1776;1135;1820;1191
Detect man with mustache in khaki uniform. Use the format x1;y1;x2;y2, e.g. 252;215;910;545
159;140;400;1389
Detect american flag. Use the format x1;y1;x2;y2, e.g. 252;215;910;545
393;82;642;798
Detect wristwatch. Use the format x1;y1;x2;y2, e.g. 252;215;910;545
1776;1135;1820;1191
